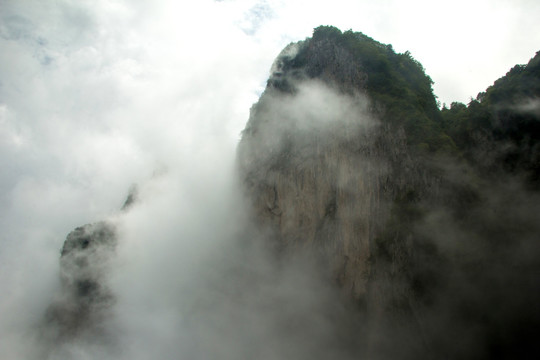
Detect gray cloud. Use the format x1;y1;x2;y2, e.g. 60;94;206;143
512;97;540;117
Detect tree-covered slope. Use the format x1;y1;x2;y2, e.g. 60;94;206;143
442;51;540;187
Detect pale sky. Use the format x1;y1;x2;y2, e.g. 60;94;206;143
0;1;539;357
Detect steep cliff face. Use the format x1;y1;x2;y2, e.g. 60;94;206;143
237;28;426;303
238;26;540;359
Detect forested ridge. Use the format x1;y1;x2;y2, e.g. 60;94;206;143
281;26;540;186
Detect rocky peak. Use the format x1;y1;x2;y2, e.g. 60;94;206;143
45;222;117;341
238;27;418;302
268;33;367;94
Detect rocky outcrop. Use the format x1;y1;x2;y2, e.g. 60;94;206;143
44;186;139;342
45;221;117;340
268;36;367;94
237;33;420;303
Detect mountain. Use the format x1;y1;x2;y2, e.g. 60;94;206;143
237;26;540;359
44;25;540;359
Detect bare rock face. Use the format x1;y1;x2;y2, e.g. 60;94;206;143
236;30;445;359
237;43;414;302
268;37;367;94
45;221;117;341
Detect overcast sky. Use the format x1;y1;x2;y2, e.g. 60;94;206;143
0;0;539;357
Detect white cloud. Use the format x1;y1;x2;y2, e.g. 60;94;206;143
252;0;540;104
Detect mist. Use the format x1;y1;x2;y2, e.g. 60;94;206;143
0;1;259;358
0;2;361;358
4;131;363;360
2;1;540;359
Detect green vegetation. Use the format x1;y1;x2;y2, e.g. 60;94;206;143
442;52;540;147
279;26;539;183
284;26;455;153
441;51;540;186
339;29;450;153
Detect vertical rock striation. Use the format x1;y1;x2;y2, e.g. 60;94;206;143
237;29;421;305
